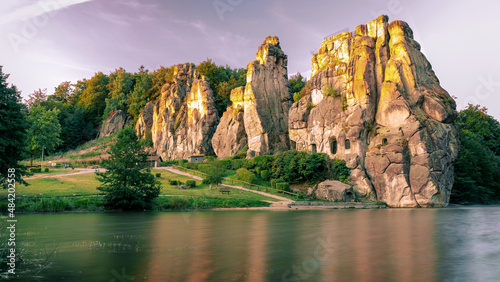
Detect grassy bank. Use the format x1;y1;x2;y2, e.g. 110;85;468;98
0;196;270;213
0;168;276;213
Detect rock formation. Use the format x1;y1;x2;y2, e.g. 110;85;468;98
211;87;248;159
243;36;293;157
136;63;219;160
99;110;132;137
289;15;459;207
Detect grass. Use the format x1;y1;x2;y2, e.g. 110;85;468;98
0;168;279;213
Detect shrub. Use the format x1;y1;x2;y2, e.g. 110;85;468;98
44;168;49;173
307;102;314;113
178;159;188;166
255;167;261;174
169;180;178;185
322;83;339;97
162;160;178;166
186;180;196;188
293;92;302;102
260;170;270;180
237;168;256;183
275;182;290;192
29;167;41;173
271;178;285;188
155;173;161;178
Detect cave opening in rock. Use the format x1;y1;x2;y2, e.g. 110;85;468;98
330;138;337;154
345;139;351;150
310;143;317;153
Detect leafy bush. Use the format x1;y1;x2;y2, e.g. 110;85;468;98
178;159;188;166
260;170;270;180
169;180;178;185
275;182;290;192
186;180;196;188
29;167;41;173
271;151;329;184
322;83;339;97
271;178;285;188
237;168;256;183
328;159;351;184
44;168;49;173
293;92;302;102
162;160;178;166
155;173;161;178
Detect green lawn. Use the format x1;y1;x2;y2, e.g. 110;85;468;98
0;169;279;202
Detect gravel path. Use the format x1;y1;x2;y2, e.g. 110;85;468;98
26;168;106;179
160;167;294;202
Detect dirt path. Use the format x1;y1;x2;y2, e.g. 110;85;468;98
26;168;106;179
160;167;294;202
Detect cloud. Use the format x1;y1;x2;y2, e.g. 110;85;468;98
0;0;93;26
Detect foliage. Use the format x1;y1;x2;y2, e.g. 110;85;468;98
29;167;41;173
196;59;247;117
271;178;285;189
155;173;161;178
307;102;314;113
169;180;179;185
275;182;290;192
260;170;270;180
152;196;271;210
96;126;161;210
236;168;256;183
327;159;351;184
272;151;329;184
25;88;48;109
341;96;348;110
0;66;31;188
104;67;134;118
451;105;500;204
77;72;110;128
290;73;307;102
162;160;179;166
300;81;312;98
202;161;225;185
26;105;62;165
322;83;340;97
186;180;196;188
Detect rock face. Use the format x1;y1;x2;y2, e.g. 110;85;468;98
211;87;248;159
289;15;459;207
136;101;155;140
136;63;219;160
243;36;293;157
99;110;132;137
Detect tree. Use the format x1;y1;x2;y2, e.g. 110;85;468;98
104;67;135;118
451;105;500;204
289;72;307;102
96;126;161;210
50;81;73;104
0;66;30;188
77;72;110;128
203;161;225;188
25;88;48;109
129;66;154;121
26;106;62;166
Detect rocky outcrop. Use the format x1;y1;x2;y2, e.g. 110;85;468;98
289;15;459;207
309;180;356;202
211;87;248;159
243;36;293;157
137;63;219;160
136;101;155;139
99;110;132;137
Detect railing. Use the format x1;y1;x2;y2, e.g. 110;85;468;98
173;166;299;200
324;27;350;40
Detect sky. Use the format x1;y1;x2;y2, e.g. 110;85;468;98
1;0;499;119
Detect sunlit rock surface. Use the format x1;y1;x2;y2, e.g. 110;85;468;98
137;63;219;160
243;36;293;157
289;15;459;207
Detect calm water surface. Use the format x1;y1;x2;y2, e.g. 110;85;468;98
2;206;500;281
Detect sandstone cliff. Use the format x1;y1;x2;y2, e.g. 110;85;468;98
289;15;459;207
243;36;293;157
99;110;132;137
211;86;248;159
136;63;219;160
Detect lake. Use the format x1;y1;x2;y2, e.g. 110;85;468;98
2;206;500;281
